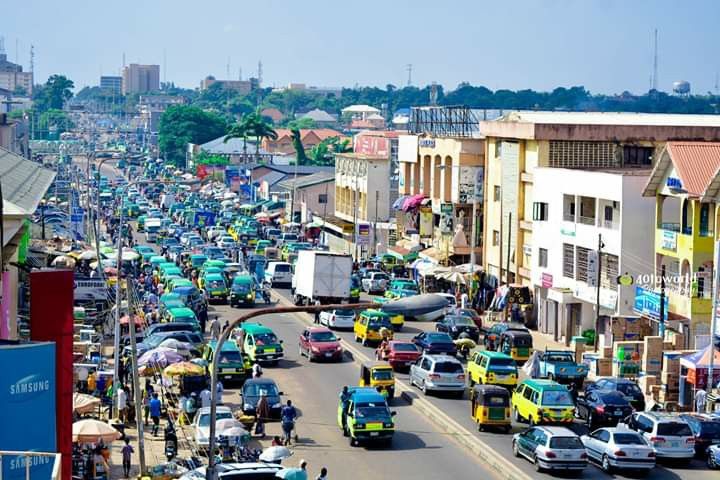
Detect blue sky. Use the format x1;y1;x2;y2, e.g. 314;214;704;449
4;0;719;94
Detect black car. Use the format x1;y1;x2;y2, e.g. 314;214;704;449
585;377;645;412
483;323;528;350
240;378;283;419
576;390;634;428
435;315;480;342
145;322;201;337
679;414;720;457
412;332;457;356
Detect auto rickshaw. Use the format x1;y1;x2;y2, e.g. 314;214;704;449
499;329;533;362
359;362;395;399
470;384;511;432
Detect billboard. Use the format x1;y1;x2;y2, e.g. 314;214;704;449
355;135;389;157
0;342;57;480
357;223;371;245
419;207;433;237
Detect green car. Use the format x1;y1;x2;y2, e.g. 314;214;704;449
149;255;167;268
202;259;227;271
159;293;186;317
230;275;256;307
203;273;229;303
337;386;395;447
169;278;193;291
240;323;284;364
203;340;250;384
165;306;199;325
255;240;272;255
190;254;208;268
137;215;147;232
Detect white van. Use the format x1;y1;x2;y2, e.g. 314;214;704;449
264;261;293;287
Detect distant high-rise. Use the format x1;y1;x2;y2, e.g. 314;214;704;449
100;75;122;94
122;63;160;94
0;51;33;95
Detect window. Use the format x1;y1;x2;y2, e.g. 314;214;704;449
494;141;502;159
575;246;590;283
604;205;613;222
538;248;548;268
562;244;574;278
533;202;548;221
492;230;500;246
623;146;653;167
493;185;501;202
318;194;328;204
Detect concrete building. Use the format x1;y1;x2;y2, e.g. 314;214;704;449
641;142;720;347
100;75;122;94
481;111;720;289
122;64;160;94
262;129;344;155
276;171;335;223
298;108;338;127
0;52;32;95
138;94;186;133
200;75;258;94
531;167;655;346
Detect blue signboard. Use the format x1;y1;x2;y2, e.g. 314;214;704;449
0;342;57;480
633;286;669;322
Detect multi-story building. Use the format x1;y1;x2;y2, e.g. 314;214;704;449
262;129;344;155
122;64;160;94
138;95;186;133
481;111;720;289
200;75;258;94
641;142;720;346
277;171;335;224
531;168;655;345
0;52;32;95
100;75;122;94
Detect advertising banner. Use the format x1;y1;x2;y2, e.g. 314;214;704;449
357;223;371;245
419;207;433;237
440;203;454;235
0;342;57;480
354;135;389;157
74;277;109;302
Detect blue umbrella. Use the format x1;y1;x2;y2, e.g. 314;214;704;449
275;468;307;480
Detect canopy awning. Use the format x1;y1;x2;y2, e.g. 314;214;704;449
386;245;418;262
392;195;409;211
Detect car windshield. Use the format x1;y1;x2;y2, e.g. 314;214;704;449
699;421;720;438
614;433;647;445
427;333;451;342
244;383;278;397
198;411;232;426
617;383;642;396
448;316;474;326
393;343;418;352
374;273;389;280
368;319;391;330
355;404;390;420
334;309;354;317
657;422;692;436
434;361;463;374
371;370;393;381
489;357;515;367
255;333;278;346
218;351;242;363
545;353;574;362
310;331;337;342
542;390;575;406
549;436;584;449
599;392;628;405
208;280;225;288
146;335;170;348
274;264;291;272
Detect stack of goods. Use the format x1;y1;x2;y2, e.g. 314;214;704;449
609;316;647;342
657;350;686;404
612;341;643;377
641;336;663;375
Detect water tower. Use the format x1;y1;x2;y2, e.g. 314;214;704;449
673;80;691;96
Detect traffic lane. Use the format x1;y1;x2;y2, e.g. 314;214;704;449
271;288;711;480
208;301;499;480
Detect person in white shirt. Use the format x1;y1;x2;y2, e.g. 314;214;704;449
216;381;224;404
116;385;128;423
199;388;211;408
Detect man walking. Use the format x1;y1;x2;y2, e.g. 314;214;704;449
281;400;298;445
149;392;162;436
121;438;134;478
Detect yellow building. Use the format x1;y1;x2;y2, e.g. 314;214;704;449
480;111;720;288
642;142;720;344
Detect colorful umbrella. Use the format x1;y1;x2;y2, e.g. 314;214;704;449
163;361;205;377
73;392;101;414
138;348;184;367
72;419;121;443
119;314;144;326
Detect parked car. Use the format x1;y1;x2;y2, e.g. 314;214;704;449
180;463;283;480
585;377;646;412
576;390;634;429
193;406;234;450
512;426;587;473
619;412;695;462
240;378;283;418
537;350;588;388
581;427;656;473
145;322;201;337
412;332;457;356
319;308;355;329
409;354;465;397
298;326;343;362
361;271;390;294
678;413;720;457
435;315;480;341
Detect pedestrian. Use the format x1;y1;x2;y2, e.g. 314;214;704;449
198;304;208;333
199;387;211;408
339;386;351;430
299;459;308;475
210;317;220;340
252;361;263;379
695;388;707;413
216;380;224;404
121;438;134;478
314;300;321;324
316;467;328;480
271;435;282;446
116;384;128;424
255;391;270;437
93;446;110;480
149;392;162;436
281;400;298;445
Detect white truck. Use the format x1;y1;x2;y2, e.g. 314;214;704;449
145;218;162;243
291;250;352;305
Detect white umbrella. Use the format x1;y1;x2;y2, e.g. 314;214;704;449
52;255;76;268
72;419;121;443
216;418;242;432
158;338;193;353
73;392;101;414
259;445;293;463
223;191;237;199
437;270;467;284
79;250;99;261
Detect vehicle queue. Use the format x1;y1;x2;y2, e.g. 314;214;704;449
69;161;720;479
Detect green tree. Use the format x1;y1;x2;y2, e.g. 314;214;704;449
309;136;351;166
285;117;316;129
245;111;278;159
158;105;228;167
34;75;75;111
37;109;74;139
290;128;309;165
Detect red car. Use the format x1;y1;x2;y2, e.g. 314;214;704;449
298;326;343;362
377;340;421;370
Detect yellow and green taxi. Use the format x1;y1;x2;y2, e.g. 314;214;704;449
149;255;167;269
354;310;394;346
203;273;229;303
230;274;256;307
160;266;183;284
467;351;518;388
168;277;193;291
240;323;284;365
165;306;199;326
255;240;272;255
159;293;186;317
198;267;223;290
384;279;419;299
511;379;576;426
203;340;250;384
371;299;404;331
337;386;395;447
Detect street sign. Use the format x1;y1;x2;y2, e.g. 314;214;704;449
74;277;109;301
587;251;598;287
633;286;668;322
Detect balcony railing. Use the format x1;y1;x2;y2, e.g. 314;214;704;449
661;222;681;232
563;213;575;222
578;215;596;226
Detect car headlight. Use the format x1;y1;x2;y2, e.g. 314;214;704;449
272;402;282;409
243;403;252;410
246;294;252;299
311;347;320;353
383;422;393;428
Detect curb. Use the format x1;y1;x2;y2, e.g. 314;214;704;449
273;292;532;480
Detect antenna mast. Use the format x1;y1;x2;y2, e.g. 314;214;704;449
406;64;412;87
29;45;34;72
651;28;658;91
257;60;263;86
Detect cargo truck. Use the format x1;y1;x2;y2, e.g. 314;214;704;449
291;250;352;305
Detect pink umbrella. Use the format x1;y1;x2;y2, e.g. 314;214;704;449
402;194;426;212
138;348;184;367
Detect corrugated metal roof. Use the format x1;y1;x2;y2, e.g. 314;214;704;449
496;111;720;127
0;146;56;214
667;142;720;196
276;171;335;190
200;136;269;155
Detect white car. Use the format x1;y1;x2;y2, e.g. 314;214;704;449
513;426;587;473
216;236;237;250
193;406;234;451
581;428;655;473
179;463;282;480
265;261;293;287
207;227;228;242
319;308;355;329
362;271;390;294
619;412;695;461
709;444;720;469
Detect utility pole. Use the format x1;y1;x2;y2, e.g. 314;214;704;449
127;278;146;474
469;168;478;267
505;212;512;285
321;181;329;247
593;234;604;351
659;264;666;338
498;196;503;285
373;190;379;257
708;240;720;396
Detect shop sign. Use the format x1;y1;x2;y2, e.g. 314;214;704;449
419;207;433;237
74;277;109;302
661;230;677;251
357;223;371;245
633;286;668;321
574;283;617;310
419;139;436;148
440;203;454;234
541;273;553;288
560;227;576;237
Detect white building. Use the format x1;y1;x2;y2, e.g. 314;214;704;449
531;167;655;345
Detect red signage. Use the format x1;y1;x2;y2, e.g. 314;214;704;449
354;135;389;156
541;272;553;288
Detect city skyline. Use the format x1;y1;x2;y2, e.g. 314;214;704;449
3;0;720;95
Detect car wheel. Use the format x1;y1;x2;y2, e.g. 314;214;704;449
528;415;535;427
362;337;368;347
513;408;521;423
512;441;520;458
421;380;428;395
534;455;544;473
586;412;594;429
708;453;717;469
602;454;612;473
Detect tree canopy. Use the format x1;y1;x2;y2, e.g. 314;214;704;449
33;75;75;112
158;105;228;166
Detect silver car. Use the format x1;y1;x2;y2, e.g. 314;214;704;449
581;428;656;473
619;412;695;461
319;308;355;329
409;354;465;397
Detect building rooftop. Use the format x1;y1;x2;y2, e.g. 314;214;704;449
299;109;337;122
342;104;381;114
496;111;720;127
276;171;335;190
0;146;56;214
200;136;269;156
261;164;335;175
643;141;720;199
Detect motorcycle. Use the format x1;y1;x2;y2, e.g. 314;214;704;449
164;421;178;461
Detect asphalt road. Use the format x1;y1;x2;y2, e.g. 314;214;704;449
269;288;716;480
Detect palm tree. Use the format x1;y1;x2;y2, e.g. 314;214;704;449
248;113;278;161
223;121;251;161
